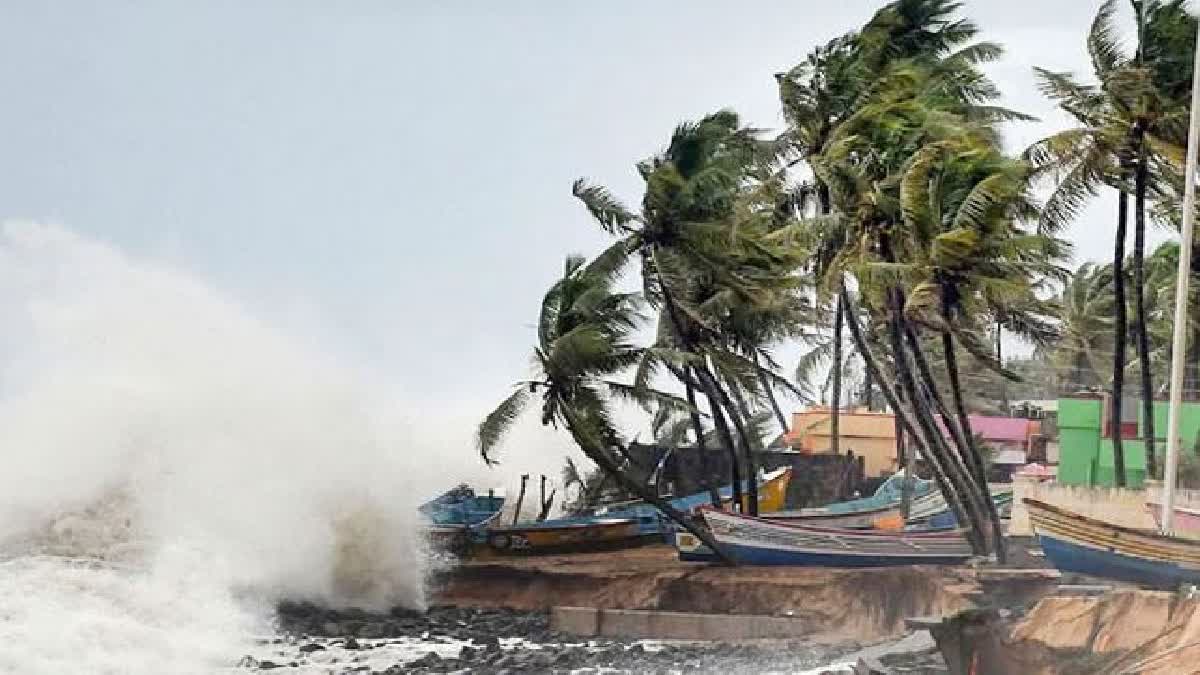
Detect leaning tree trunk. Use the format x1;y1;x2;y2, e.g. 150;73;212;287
831;296;844;455
683;365;723;506
902;321;1002;560
1112;188;1130;487
886;295;987;554
938;318;1008;564
703;381;744;511
649;249;744;511
1134;144;1157;479
700;362;760;516
840;286;980;552
753;352;791;434
561;408;734;564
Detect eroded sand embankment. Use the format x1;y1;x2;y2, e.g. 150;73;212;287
432;545;978;644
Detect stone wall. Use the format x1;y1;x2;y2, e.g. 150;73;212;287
1009;475;1200;535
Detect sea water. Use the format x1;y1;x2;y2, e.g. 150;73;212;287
0;223;441;674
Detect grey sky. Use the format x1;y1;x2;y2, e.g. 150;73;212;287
0;1;1175;483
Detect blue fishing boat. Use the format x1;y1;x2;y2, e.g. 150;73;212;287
687;508;973;567
1026;498;1200;589
421;485;505;553
420;484;506;527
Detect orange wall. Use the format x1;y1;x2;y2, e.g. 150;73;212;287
785;408;899;477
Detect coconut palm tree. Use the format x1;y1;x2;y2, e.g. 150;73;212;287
573;110;802;515
1043;263;1116;392
1028;0;1194;482
476;249;731;561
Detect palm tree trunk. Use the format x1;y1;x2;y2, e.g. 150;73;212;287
863;366;874;411
1134;145;1156;479
839;286;981;553
1112;188;1130;487
831;296;844;455
886;296;987;554
561;408;734;565
648;248;744;510
901;322;996;552
683;365;723;507
702;363;760;516
938;321;1008;564
753;352;791;434
702;378;744;512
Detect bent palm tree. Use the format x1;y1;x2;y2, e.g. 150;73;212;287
476;249;731;562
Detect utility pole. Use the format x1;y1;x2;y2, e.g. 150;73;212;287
1160;16;1200;534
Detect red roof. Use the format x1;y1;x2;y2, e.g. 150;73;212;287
966;415;1034;443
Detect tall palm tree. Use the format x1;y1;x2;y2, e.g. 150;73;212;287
1045;263;1117;392
896;136;1067;560
574;110;800;515
1029;0;1194;482
476;249;731;561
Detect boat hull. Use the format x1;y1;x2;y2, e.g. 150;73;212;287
1039;532;1200;589
696;509;973;567
769;503;902;529
474;518;646;557
1027;498;1200;589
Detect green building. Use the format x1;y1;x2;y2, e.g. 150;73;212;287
1057;396;1200;488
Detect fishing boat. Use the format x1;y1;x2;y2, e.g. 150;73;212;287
473;517;644;556
1146;501;1200;537
768;501;905;529
682;508;974;567
472;467;793;557
420;485;505;553
1027;498;1200;588
595;467;793;518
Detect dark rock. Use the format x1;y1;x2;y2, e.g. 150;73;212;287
257;661;280;671
297;643;325;653
343;636;361;650
406;651;443;669
459;646;478;661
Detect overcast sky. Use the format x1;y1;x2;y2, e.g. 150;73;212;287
0;1;1180;485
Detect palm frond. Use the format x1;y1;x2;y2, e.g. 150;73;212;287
573;178;639;235
477;387;532;464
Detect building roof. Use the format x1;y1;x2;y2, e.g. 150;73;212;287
966;415;1038;443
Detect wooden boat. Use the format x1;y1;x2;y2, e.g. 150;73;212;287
420;485;505;527
768;501;905;529
420;486;505;554
682;508;974;567
473;517;644;556
1146;501;1200;536
1026;498;1200;588
596;467;793;519
475;468;794;557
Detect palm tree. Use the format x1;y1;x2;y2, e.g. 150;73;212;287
1029;0;1194;482
476;249;731;561
782;0;1042;556
896;135;1068;560
1043;263;1116;392
574;110;801;515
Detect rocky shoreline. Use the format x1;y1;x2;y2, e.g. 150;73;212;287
244;603;947;674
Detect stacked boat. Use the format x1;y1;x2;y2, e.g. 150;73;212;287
433;467;794;557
